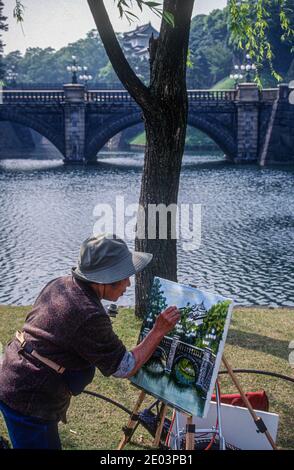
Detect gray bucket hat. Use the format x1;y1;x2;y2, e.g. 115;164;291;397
72;233;153;284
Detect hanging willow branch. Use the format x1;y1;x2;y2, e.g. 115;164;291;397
13;0;174;26
13;0;25;22
116;0;174;26
228;0;294;84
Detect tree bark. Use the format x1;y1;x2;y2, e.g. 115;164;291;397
135;0;195;317
87;0;195;317
87;0;151;109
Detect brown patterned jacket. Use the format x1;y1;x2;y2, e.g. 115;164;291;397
0;276;126;422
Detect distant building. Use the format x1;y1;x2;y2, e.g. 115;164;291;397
119;22;159;61
189;301;208;325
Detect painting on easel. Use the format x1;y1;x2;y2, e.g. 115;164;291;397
131;277;234;418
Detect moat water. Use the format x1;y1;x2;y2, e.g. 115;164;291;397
0;145;293;307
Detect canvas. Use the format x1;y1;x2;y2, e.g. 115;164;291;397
131;277;234;418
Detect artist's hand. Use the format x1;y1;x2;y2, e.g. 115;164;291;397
129;306;181;377
154;306;180;336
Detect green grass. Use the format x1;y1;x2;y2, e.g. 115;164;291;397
212;77;235;90
130;127;219;150
0;305;293;450
130;131;145;146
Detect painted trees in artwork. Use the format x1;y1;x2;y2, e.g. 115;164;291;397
173;302;199;343
144;278;168;329
143;278;231;357
196;300;231;354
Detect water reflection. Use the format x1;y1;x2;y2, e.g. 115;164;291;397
0;148;293;307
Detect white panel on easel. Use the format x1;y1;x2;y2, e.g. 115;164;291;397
173;402;279;450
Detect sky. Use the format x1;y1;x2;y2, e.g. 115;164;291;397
3;0;227;55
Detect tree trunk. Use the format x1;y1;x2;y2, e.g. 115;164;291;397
135;0;194;317
87;0;194;318
134;113;186;316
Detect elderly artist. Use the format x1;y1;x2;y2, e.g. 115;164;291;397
0;233;180;449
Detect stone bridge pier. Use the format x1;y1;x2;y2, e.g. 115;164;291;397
63;84;86;163
236;83;260;163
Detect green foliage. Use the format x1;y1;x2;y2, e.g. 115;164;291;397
9;2;294;87
13;0;24;22
116;0;174;27
144;278;168;328
163;10;175;27
4;30;109;85
195;300;231;354
14;0;175;29
175;303;199;340
130;126;219;150
202;300;231;337
187;9;233;88
228;0;294;85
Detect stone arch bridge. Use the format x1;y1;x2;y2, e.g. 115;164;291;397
140;327;215;395
1;83;293;164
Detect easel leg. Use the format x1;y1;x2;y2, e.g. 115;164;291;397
117;390;146;450
185;416;195;450
153;402;168;447
222;354;278;450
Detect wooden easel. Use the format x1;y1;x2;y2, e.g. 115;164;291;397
117;354;278;450
117;390;195;450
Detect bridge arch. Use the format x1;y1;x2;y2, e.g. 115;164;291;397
187;113;236;160
86;110;236;161
154;345;168;363
86;111;143;161
0;107;65;157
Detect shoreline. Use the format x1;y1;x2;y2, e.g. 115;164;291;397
1;304;294;311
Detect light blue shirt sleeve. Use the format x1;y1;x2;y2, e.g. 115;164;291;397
112;351;136;378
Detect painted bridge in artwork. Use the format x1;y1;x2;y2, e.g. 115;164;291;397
141;327;216;396
1;83;294;165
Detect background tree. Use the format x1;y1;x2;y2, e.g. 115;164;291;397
0;0;8;80
176;303;200;341
261;1;294;85
197;300;231;353
3;31;109;85
6;4;293;87
229;0;294;84
86;0;195;317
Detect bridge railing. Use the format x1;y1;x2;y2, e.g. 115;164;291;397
3;88;281;104
188;90;236;101
1;90;65;104
86;90;136;104
86;89;237;104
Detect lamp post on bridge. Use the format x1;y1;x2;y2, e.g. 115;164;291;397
230;67;244;89
66;56;82;85
230;54;257;89
241;54;257;83
78;66;93;89
6;65;18;88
